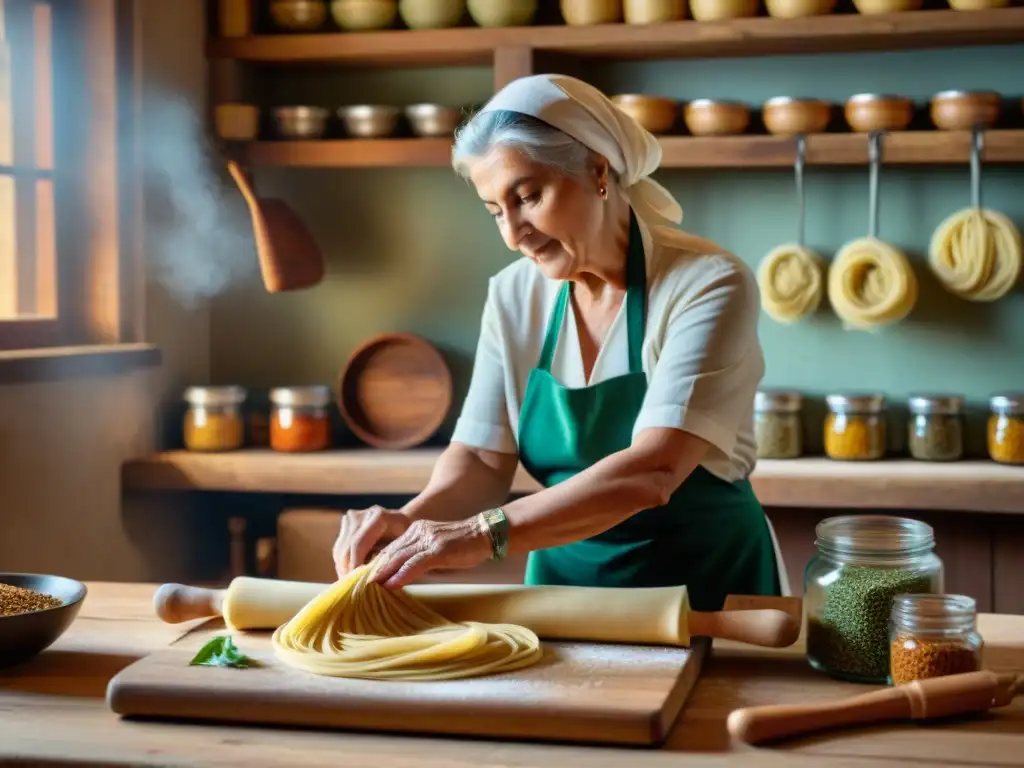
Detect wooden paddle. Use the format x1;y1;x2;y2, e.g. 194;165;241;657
226;160;325;293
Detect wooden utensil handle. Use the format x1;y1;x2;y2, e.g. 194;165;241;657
153;583;227;624
688;608;801;648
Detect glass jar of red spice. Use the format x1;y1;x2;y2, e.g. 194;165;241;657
269;386;332;452
889;594;983;686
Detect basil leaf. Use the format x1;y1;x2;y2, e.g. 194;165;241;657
190;635;259;668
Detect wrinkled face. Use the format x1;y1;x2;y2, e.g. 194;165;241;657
468;145;607;281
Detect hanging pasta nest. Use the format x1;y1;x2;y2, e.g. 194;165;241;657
928;207;1022;302
827;236;918;331
757;243;826;323
271;562;543;681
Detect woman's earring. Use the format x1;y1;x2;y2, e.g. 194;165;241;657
598;184;607;199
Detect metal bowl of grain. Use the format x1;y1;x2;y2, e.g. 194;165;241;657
0;573;87;668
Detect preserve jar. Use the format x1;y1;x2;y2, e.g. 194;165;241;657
987;393;1024;465
907;393;964;462
183;386;247;452
804;515;943;684
889;593;982;686
753;389;803;459
270;385;332;452
824;393;886;461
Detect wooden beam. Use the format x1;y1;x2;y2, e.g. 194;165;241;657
493;46;533;92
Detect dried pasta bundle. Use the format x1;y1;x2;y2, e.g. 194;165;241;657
827;236;918;331
928;207;1022;302
757;243;825;323
271;562;542;681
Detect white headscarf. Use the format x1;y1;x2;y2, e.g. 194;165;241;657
478;74;684;228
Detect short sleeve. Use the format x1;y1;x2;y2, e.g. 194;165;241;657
450;279;519;455
633;258;764;458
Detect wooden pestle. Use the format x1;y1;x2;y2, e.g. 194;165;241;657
153;577;801;649
226;161;325;293
727;670;1023;745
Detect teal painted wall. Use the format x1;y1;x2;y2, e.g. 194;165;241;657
208;45;1024;455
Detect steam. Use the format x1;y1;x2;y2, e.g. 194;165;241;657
141;90;258;308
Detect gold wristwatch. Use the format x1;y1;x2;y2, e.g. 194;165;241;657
479;507;509;561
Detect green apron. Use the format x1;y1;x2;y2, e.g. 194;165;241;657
519;212;781;612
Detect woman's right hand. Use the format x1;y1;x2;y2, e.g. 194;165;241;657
332;506;413;578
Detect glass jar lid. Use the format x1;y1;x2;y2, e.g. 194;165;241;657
990;393;1024;416
891;593;977;632
183;385;247;407
815;514;935;558
754;389;803;413
908;393;964;415
270;385;333;408
825;393;885;414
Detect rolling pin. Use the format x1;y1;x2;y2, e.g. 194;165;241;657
728;670;1023;745
154;577;801;649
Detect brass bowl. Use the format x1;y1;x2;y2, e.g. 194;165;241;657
270;0;329;30
398;0;466;29
338;105;401;138
844;93;915;133
683;99;751;136
330;0;398;30
611;94;678;134
763;96;833;136
929;90;1002;131
405;104;464;137
273;106;330;139
467;0;538;26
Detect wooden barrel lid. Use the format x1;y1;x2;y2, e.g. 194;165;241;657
336;332;453;449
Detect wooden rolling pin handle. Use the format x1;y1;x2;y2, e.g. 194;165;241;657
153;583;227;624
689;608;801;648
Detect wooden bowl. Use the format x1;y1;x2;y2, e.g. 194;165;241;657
762;97;833;136
624;0;687;23
611;94;678;134
852;0;920;13
561;0;623;25
467;0;538;26
929;90;1002;131
689;0;758;21
683;99;751;136
844;93;915;133
270;0;329;30
765;0;836;17
336;332;453;449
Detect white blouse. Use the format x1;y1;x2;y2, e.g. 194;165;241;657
450;221;766;484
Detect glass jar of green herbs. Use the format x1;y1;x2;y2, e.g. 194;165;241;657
804;515;943;684
907;394;964;462
753;390;803;459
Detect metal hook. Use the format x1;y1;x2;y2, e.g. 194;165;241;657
868;130;885;240
970;127;984;211
795;135;807;248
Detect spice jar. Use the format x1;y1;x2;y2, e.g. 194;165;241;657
889;594;983;686
754;389;803;459
183;386;247;452
270;386;332;452
987;393;1024;465
907;394;964;462
824;393;886;461
804;515;943;684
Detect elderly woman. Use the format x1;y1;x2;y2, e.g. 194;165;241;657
332;74;788;611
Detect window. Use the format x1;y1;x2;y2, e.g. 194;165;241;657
0;0;142;353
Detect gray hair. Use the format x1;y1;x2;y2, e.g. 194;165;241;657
451;109;602;184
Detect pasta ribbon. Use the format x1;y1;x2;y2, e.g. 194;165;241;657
827;237;918;331
757;243;825;323
271;562;542;681
928;207;1022;302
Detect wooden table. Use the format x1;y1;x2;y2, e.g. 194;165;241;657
1;583;1022;767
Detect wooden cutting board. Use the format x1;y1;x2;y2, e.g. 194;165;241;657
107;620;710;746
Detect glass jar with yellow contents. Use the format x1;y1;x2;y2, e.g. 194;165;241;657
183;386;247;452
987;393;1024;465
824;393;886;461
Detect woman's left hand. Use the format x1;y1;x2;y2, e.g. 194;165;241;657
370;517;493;589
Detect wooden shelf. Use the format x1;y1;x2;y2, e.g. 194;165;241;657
207;9;1024;66
239;131;1024;169
122;449;1024;515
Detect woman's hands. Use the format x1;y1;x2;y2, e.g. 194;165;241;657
332;507;494;588
332;506;412;579
371;517;493;589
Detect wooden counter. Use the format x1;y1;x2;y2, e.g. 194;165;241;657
123;449;1024;515
1;582;1022;766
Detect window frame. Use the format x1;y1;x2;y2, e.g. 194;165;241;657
0;0;145;356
